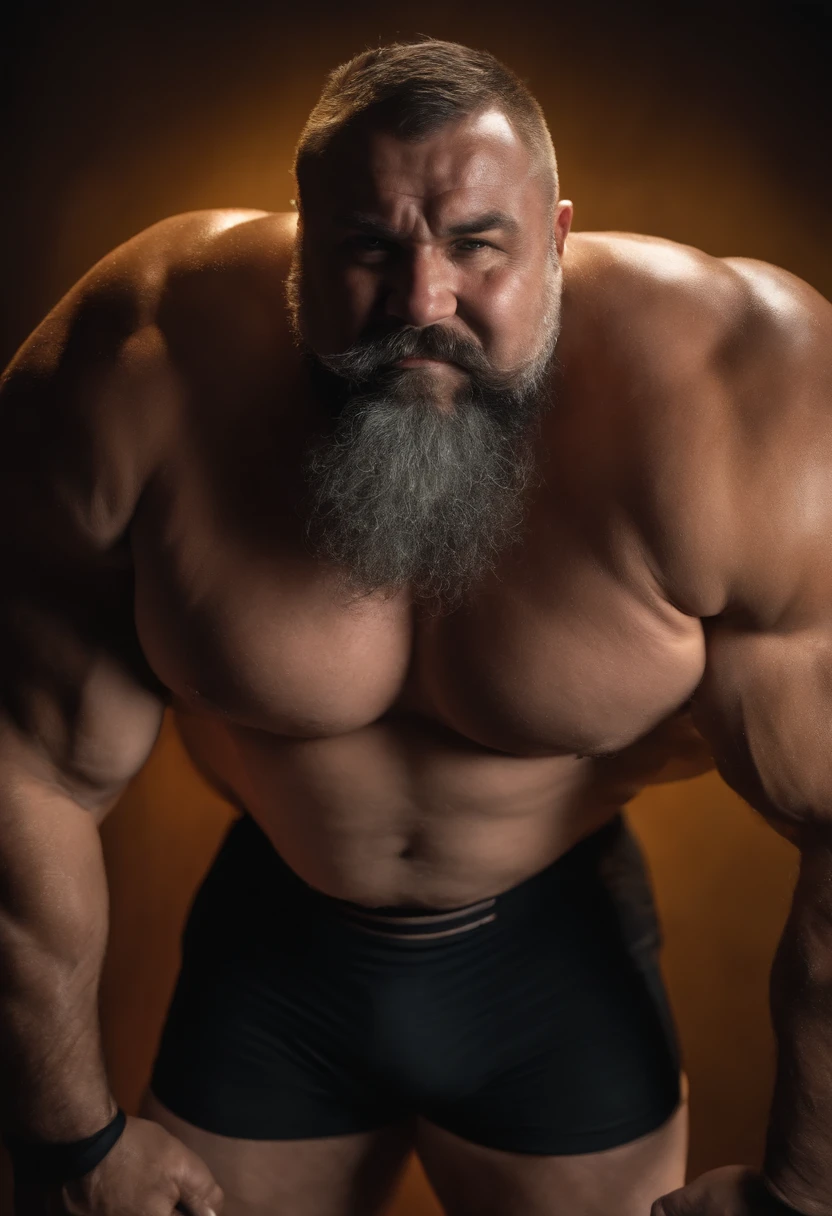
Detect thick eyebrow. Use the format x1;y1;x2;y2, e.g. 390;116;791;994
332;209;520;240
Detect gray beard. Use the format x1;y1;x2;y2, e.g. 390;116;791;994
287;252;561;615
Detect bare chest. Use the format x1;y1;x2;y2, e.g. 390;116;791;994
131;451;705;758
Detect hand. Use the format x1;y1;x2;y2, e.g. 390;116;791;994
653;1165;805;1215
12;1115;224;1216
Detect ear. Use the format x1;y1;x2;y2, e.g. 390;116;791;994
554;199;573;256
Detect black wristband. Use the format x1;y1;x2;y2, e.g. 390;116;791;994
4;1107;127;1186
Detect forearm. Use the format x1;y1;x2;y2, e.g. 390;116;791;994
764;838;832;1215
0;773;117;1142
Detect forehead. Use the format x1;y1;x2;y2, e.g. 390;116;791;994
307;108;544;228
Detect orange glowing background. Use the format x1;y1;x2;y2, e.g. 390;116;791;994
1;2;830;1211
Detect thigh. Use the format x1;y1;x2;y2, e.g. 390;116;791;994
140;1089;415;1216
415;1075;688;1216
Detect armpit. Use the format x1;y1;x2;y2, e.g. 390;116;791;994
588;706;716;804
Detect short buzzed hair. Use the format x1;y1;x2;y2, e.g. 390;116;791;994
293;38;558;214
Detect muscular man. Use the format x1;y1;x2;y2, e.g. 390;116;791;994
0;36;829;1216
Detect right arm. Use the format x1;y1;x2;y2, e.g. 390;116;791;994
0;222;222;1213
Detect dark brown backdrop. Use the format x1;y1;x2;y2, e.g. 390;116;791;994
1;2;829;1211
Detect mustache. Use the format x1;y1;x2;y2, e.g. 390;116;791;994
315;326;521;394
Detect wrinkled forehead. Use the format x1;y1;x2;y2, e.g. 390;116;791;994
301;109;547;230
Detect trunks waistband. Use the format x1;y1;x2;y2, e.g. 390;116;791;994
330;896;499;940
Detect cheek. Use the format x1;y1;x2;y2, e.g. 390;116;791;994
477;269;549;356
304;263;375;347
323;267;382;343
341;268;379;318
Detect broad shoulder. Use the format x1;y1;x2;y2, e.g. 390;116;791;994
0;209;299;555
560;231;832;622
80;207;297;337
2;208;298;384
562;230;746;359
104;209;302;391
563;229;827;369
87;207;295;294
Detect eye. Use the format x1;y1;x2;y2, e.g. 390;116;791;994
454;239;490;253
349;235;391;256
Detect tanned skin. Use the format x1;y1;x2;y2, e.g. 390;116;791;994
1;106;830;1216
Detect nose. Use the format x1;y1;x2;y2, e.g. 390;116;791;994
383;247;458;329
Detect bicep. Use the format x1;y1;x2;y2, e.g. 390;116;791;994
685;270;832;839
0;563;167;811
0;275;170;811
690;621;832;840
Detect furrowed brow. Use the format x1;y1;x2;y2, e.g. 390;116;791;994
333;212;400;239
443;211;519;238
332;210;519;240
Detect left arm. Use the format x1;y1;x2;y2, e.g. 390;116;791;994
691;622;832;1215
655;259;832;1216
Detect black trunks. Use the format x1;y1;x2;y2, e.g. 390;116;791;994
149;811;682;1154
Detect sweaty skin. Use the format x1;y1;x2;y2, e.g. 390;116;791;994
3;108;832;1216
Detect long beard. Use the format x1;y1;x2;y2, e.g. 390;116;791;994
287;251;561;615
